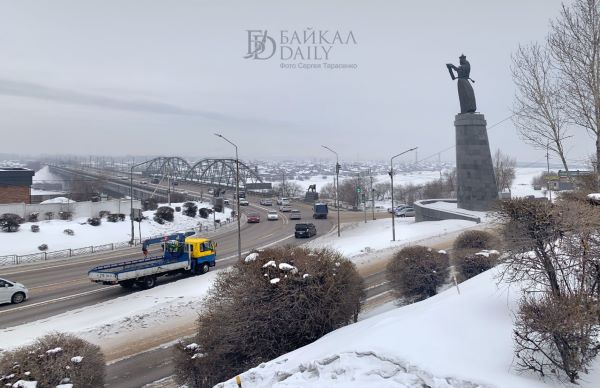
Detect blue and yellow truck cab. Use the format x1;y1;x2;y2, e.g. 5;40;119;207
184;236;217;274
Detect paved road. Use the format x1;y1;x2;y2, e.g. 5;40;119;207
0;198;331;328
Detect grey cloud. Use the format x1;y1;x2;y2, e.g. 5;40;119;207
0;78;269;126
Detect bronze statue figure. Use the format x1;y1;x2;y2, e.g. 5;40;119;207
446;54;477;113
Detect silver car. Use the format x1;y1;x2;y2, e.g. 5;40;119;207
0;277;29;305
395;207;415;217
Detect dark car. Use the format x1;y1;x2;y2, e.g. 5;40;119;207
247;213;260;223
294;223;316;238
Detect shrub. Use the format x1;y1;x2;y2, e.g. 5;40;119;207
0;332;105;388
118;213;126;221
58;211;72;221
386;245;450;302
455;249;499;280
63;229;74;236
31;225;40;233
28;212;39;222
199;208;211;219
98;210;110;218
106;214;119;223
514;294;600;383
0;213;23;232
87;217;101;226
182;202;198;218
174;246;364;387
154;206;174;223
44;212;54;220
38;244;48;251
453;230;497;251
142;198;159;211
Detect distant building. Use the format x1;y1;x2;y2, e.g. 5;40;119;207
547;170;594;191
0;168;35;204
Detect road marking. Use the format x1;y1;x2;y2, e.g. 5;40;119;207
30;278;88;290
365;289;393;302
0;286;119;314
365;281;389;291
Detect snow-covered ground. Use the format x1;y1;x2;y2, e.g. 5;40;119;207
0;217;477;356
0;272;219;353
0;202;232;257
217;267;600;388
307;217;477;266
32;165;64;185
510;167;548;198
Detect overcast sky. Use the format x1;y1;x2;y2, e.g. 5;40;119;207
0;0;590;165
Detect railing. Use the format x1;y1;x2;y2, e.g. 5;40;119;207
0;217;236;267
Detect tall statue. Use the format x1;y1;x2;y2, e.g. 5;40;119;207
446;54;477;113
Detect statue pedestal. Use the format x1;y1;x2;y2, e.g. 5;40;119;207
455;113;498;211
304;191;319;202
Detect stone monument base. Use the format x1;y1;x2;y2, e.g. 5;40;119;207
455;113;498;211
304;191;319;202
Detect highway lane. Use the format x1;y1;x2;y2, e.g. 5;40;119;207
0;199;331;328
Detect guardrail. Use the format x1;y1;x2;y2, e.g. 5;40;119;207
0;218;236;267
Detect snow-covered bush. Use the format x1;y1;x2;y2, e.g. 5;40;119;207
63;229;74;236
386;245;449;302
58;211;72;221
44;211;54;220
0;213;23;232
0;332;105;388
198;207;211;219
38;244;48;251
87;217;101;226
514;294;600;384
453;230;497;251
30;225;40;233
154;206;174;223
143;198;158;211
27;212;39;222
182;202;197;218
98;210;110;218
174;246;363;387
455;249;499;281
106;214;119;223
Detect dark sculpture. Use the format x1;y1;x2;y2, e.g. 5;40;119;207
446;54;477;113
307;184;317;192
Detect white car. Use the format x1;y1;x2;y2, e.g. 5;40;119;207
239;199;249;206
279;205;292;212
267;210;279;221
0;277;28;305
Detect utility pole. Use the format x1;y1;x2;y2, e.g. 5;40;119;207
322;145;341;237
370;170;375;221
390;147;418;241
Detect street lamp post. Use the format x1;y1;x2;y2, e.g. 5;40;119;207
390;147;418;241
129;160;151;245
216;133;242;261
322;145;341;237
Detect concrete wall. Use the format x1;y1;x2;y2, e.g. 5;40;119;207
414;199;481;223
0;199;141;219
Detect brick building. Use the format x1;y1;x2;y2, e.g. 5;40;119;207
0;168;35;204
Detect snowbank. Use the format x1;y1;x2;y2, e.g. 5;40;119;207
218;268;600;388
307;217;476;262
0;272;219;352
39;197;74;204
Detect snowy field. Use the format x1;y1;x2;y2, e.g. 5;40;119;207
217;267;600;388
0;202;232;257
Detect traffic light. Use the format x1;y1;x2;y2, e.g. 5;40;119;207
356;186;361;193
336;163;341;174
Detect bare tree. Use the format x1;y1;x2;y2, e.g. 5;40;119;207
547;0;600;178
493;149;517;191
512;43;571;174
